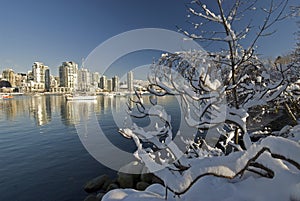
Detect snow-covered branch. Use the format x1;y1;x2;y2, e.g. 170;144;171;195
148;136;300;196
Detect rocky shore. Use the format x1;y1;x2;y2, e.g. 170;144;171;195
83;161;163;201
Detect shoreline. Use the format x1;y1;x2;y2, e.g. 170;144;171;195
0;91;147;96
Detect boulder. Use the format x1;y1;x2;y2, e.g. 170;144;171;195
84;174;111;193
97;192;106;201
117;161;145;188
140;173;153;184
102;178;113;191
151;175;164;185
136;181;150;190
140;166;153;183
117;173;134;188
106;183;119;191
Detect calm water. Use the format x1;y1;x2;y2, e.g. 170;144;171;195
0;95;180;201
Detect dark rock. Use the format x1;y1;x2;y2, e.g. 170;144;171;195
136;181;150;190
117;173;134;188
97;192;106;201
102;178;113;191
84;174;111;193
139;166;153;184
152;175;164;185
132;173;141;183
140;173;153;184
117;161;146;189
106;183;119;191
84;194;98;201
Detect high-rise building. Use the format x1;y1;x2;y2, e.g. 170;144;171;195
45;68;50;92
2;68;15;87
112;75;119;92
32;62;49;84
78;68;90;92
14;73;22;87
91;72;100;85
107;79;112;91
127;71;133;91
99;75;107;90
15;73;28;92
59;61;78;91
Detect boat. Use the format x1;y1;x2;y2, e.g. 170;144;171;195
65;58;98;101
115;92;126;96
2;94;13;99
33;93;44;97
65;94;97;101
103;92;115;97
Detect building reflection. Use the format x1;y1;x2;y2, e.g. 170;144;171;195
0;99;18;120
29;96;51;126
0;95;51;126
98;95;127;114
0;94;178;127
50;95;63;115
63;100;98;126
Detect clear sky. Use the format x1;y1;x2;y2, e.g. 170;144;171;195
0;0;298;76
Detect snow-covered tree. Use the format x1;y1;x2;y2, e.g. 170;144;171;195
179;0;296;146
107;1;300;200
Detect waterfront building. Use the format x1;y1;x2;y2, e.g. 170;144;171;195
112;75;119;92
59;61;78;92
45;68;50;92
2;68;15;87
127;71;133;92
32;62;44;83
107;79;112;91
0;80;14;93
78;68;90;92
14;74;22;88
99;75;107;90
14;73;28;92
89;72;100;92
91;72;100;85
33;62;49;86
30;62;50;92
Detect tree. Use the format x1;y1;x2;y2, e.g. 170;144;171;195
116;0;300;199
181;0;296;146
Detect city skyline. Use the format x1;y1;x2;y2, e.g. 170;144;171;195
0;0;298;76
0;60;147;94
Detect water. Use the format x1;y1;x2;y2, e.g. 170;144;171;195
0;95;180;201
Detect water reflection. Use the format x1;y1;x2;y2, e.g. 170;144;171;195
0;95;58;126
0;95;136;127
0;94;180;201
0;95;179;128
64;100;98;125
29;96;51;126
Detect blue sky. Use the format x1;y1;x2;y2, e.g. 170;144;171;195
0;0;298;77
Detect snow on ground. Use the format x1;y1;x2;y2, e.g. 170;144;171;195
103;125;300;201
103;168;300;201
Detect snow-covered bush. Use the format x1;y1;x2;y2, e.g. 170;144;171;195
103;1;299;200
